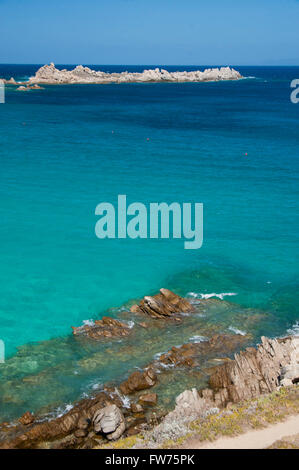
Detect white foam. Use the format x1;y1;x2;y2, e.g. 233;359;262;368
158;362;175;370
228;326;247;336
127;320;135;329
287;321;299;336
187;292;237;301
56;403;74;418
189;335;208;343
82;319;95;327
114;388;131;408
154;350;167;360
91;382;102;390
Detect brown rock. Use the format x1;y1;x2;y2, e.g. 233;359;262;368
126;424;145;436
119;368;157;395
18;412;34;426
138;393;157;406
77;417;90;430
159;343;196;367
72;316;131;340
130;304;142;313
0;391;120;449
130;403;144;413
133;288;194;319
157;334;250;369
74;429;88;438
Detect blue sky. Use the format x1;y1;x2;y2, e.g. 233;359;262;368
0;0;298;65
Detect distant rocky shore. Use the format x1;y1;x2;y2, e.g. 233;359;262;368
3;63;242;88
0;288;298;449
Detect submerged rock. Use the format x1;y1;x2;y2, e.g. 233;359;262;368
119;368;157;395
130;403;144;414
16;84;44;91
158;334;249;368
138;393;157;406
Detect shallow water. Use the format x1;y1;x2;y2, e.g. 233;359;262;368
0;298;263;422
0;65;298;421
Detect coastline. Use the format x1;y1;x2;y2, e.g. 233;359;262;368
0;288;298;449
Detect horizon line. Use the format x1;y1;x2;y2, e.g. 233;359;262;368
1;63;299;67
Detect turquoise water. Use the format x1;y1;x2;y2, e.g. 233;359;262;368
0;65;299;420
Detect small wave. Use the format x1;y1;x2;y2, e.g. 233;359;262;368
92;382;102;390
114;388;131;408
127;320;135;329
228;326;247;336
157;362;176;370
55;403;74;418
187;292;237;300
154;350;167;360
189;335;208;343
35;403;75;423
287;321;299;336
82;319;95;327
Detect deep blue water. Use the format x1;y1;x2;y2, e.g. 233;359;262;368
0;65;299;360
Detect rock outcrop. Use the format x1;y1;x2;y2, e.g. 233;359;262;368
17;84;43;91
18;412;35;426
130;288;194;319
158;334;249;368
119;368;157;395
72;316;132;340
17;63;242;85
93;404;125;440
1;277;297;452
174;388;216;418
138;393;157;406
204;336;299;408
148;335;299;446
280;337;299;386
0;391;122;449
5;77;17;85
147;388;216;446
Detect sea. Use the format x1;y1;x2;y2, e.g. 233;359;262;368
0;64;298;421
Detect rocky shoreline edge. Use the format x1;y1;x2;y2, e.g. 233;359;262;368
2;63;242;89
0;287;298;449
